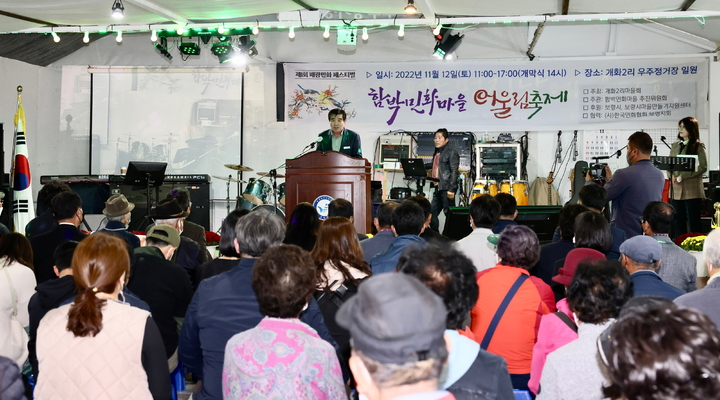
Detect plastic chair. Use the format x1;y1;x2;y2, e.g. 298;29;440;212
513;389;533;400
170;361;186;400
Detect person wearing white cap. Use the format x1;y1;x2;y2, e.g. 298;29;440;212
620;235;684;300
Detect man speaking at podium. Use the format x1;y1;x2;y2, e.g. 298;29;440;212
317;108;363;158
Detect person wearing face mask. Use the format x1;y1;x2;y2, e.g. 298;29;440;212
34;233;171;400
585;131;665;238
316;108;363;158
96;194;140;248
430;128;460;233
151;198;207;289
127;225;192;372
670;116;707;236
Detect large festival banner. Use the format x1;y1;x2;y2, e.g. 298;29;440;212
284;58;707;130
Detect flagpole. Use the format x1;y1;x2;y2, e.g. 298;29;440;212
9;86;20;188
12;85;34;234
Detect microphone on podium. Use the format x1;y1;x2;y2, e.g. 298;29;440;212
304;136;323;150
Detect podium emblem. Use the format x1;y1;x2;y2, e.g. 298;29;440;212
313;195;334;220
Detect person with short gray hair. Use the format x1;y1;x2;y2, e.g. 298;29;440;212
675;229;720;329
179;208;341;400
234;208;285;257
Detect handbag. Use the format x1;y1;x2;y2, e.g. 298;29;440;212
1;266;29;368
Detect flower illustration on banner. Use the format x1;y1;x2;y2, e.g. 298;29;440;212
287;85;355;119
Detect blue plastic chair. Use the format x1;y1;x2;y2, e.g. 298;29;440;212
513;389;533;400
170;361;186;400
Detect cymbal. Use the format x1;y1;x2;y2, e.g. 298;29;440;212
212;175;247;183
224;164;253;172
257;172;285;178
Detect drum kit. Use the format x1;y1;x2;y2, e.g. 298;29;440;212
213;164;286;216
472;176;529;205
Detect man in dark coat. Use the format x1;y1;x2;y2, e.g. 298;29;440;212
30;191;87;284
430;128;460;232
96;194;140;248
128;225;192;371
316;108;362;159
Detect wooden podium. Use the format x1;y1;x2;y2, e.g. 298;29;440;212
285;151;372;234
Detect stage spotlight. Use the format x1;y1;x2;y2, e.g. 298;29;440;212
51;31;60;43
154;37;173;60
116;31;123;43
83;31;90;43
238;36;258;58
252;25;259;35
433;26;463;60
111;0;124;18
398;25;405;37
404;0;418;14
289;26;295;39
211;41;232;56
323;26;330;39
362;27;368;41
179;41;200;55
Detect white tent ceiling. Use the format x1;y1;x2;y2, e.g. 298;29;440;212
0;0;719;31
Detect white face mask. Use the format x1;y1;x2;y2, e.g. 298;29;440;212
359;394;370;400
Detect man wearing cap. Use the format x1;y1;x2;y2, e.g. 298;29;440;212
337;273;456;400
127;225;192;372
97;194;139;248
620;235;684;300
641;201;697;293
675;229;720;328
152;198;207;288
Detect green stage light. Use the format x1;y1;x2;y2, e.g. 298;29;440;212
179;42;200;55
211;41;232;56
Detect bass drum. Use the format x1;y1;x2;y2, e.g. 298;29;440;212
252;204;285;217
242;180;271;205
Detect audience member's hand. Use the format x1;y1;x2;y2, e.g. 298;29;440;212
447;192;455;200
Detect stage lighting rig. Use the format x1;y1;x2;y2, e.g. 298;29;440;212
432;25;463;60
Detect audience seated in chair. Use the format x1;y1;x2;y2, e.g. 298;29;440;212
222;245;345;399
642;201;697;293
397;242;515;400
537;259;632;399
453;194;501;272
283;202;320;252
470;225;556;391
370;200;426;275
337;273;458;400
620;235;684;300
196;209;248;283
361;201;398;263
600;300;720;400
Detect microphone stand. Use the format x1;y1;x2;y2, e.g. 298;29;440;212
653;145;658;157
660;136;672;150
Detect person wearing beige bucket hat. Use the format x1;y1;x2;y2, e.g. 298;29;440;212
97;194;139;248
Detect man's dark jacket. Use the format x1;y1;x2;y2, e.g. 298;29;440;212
316;129;363;159
435;144;460;192
128;246;193;358
30;224;87;284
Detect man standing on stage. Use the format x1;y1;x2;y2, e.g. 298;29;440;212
586;131;665;238
430;128;460;233
316;108;363;158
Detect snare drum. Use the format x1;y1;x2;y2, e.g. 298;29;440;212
252;204;285;217
243;180;271;205
278;183;286;205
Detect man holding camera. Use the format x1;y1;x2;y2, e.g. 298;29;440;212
585;131;665;238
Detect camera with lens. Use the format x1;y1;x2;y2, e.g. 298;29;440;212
583;163;608;185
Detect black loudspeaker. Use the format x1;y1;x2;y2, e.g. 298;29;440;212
443;205;562;243
709;170;720;186
111;178;211;232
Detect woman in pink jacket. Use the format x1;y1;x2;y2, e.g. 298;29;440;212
528;248;606;394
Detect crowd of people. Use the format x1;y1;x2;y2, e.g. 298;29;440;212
1;123;719;400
